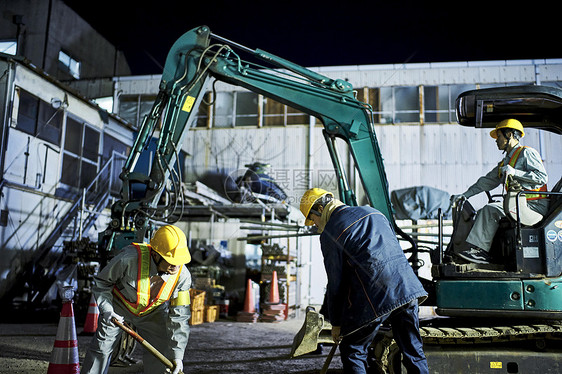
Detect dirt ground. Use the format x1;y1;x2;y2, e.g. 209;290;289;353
0;314;343;374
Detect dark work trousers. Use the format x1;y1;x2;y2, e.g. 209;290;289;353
339;299;428;374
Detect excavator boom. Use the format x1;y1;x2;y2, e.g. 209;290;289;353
103;25;395;250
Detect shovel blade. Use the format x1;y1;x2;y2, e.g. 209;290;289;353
290;306;334;357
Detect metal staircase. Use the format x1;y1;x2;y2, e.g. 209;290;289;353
5;152;126;308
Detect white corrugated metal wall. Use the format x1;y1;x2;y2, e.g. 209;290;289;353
184;124;562;213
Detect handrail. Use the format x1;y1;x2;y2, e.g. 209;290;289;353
76;151;127;238
2;151;128;307
514;189;562;251
34;151;126;258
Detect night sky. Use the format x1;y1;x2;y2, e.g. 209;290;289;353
64;1;557;76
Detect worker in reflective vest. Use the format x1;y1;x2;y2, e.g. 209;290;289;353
451;119;549;264
82;225;192;374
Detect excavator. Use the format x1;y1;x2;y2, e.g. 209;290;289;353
367;86;562;373
101;26;562;372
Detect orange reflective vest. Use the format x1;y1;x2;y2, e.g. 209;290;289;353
499;146;548;201
112;243;181;316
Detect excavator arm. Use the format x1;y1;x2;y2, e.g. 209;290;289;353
102;25;396;251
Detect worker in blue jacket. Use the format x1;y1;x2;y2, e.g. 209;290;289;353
300;188;428;374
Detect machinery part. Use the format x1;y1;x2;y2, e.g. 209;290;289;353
112;317;183;374
290;306;334;357
369;321;562;373
105;24;399;252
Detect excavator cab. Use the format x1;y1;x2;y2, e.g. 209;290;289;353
433;85;562;319
456;86;562;274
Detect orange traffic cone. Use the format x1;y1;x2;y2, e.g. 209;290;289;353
81;294;99;335
243;278;256;313
236;278;259;322
269;270;280;304
47;297;80;373
260;271;284;322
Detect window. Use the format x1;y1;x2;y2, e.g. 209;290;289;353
16;88;62;145
263;97;285;126
235;92;259;126
0;40;17;55
263;97;307;126
102;134;129;196
214;92;234;127
118;94;156;128
61;117;100;189
424;86;449;123
286;105;308;125
195;92;212;128
356;87;380;122
58;50;81;79
394;86;419;123
377;87;394;124
204;91;308;127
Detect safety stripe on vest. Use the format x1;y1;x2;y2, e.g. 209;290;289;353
499;146;548;200
112;243;181;316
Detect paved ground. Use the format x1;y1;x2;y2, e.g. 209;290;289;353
0;314;343;373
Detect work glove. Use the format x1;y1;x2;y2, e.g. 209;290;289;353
449;194;465;208
501;165;516;181
172;359;183;374
505;174;523;192
102;311;124;326
331;326;341;343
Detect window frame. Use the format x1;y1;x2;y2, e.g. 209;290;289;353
58;50;81;79
60;115;101;190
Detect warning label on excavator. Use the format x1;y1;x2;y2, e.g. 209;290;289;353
490;362;502;369
182;96;196;112
523;246;539;258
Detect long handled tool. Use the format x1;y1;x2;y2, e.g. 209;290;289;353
112;318;183;374
320;341;340;374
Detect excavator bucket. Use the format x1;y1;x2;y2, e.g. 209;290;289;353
290;306;335;357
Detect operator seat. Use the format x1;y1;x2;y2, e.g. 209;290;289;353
492;176;562;271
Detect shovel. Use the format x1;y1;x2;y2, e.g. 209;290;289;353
112;317;183;374
290;306;334;357
320;341;340;374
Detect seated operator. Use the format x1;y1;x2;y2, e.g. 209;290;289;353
451;119;549;264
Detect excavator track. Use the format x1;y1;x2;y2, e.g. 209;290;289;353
420;321;562;345
369;320;562;373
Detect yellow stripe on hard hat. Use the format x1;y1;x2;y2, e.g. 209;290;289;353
490;118;525;139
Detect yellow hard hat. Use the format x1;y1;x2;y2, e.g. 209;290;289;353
300;188;334;226
490;119;525;139
150;225;191;265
